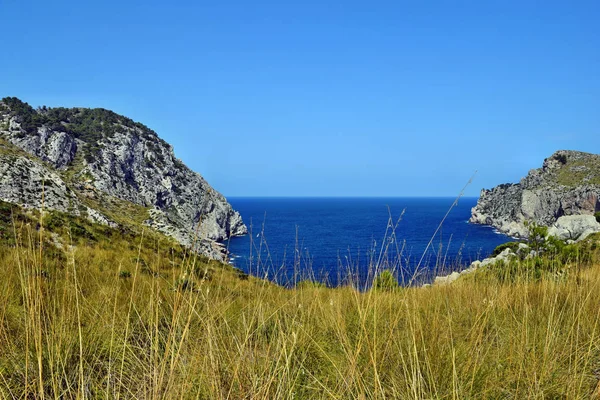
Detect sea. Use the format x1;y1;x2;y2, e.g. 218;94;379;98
224;197;510;287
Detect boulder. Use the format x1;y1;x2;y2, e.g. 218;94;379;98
547;215;600;241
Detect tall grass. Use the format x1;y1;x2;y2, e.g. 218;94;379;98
1;206;600;398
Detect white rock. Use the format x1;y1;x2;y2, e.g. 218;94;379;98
434;271;460;285
547;215;600;241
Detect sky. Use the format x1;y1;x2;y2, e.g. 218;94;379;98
1;0;599;197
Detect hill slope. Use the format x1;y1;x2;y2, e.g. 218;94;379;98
0;97;246;259
470;150;600;237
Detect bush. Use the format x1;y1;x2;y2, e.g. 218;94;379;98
491;242;520;257
372;270;399;291
524;221;548;252
594;211;600;224
119;270;131;279
553;153;568;164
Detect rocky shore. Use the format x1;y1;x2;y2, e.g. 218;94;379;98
470;150;600;238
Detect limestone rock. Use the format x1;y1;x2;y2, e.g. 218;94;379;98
434;271;460;285
547;215;600;241
430;247;518;286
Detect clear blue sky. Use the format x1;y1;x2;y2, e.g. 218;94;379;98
1;1;598;197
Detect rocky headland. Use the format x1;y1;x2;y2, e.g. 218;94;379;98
470;150;600;238
0;97;247;260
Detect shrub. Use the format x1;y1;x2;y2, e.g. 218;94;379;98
119;270;131;279
372;270;399;291
553;153;568;164
491;242;520;257
595;211;600;224
524;221;548;252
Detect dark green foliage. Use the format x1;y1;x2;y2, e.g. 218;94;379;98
119;270;132;279
491;242;520;257
525;221;548;252
235;268;249;280
44;212;100;243
2;97;46;136
595;211;600;224
372;270;399;291
553;153;568;164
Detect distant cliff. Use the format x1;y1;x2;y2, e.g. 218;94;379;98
470;150;600;237
0;97;247;259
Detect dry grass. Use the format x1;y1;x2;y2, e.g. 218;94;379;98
1;210;600;399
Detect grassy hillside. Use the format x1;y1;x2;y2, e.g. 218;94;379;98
1;203;600;398
546;151;600;187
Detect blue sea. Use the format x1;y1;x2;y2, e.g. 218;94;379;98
224;197;510;287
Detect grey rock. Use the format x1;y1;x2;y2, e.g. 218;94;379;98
434;271;460;285
547;215;600;241
4;126;77;169
0;153;78;213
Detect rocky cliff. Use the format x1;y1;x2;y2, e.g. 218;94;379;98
470;150;600;237
0;97;247;259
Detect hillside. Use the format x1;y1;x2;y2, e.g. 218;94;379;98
0;97;246;259
1;196;600;397
470;150;600;237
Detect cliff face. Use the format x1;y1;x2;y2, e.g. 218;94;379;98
0;97;247;259
470;150;600;237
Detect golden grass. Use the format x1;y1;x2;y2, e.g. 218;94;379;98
1;216;600;399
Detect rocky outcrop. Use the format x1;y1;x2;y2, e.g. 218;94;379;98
0;97;247;260
432;247;517;285
470;150;600;237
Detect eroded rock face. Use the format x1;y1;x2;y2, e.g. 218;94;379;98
470;150;600;237
0;152;78;213
4;126;78;169
0;97;247;260
80;129;247;242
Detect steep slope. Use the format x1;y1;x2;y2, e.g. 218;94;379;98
0;97;247;259
470;150;600;237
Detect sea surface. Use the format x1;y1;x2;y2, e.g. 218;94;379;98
224;197;510;287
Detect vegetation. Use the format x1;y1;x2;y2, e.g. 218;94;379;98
555;157;600;187
595;211;600;223
524;220;549;252
553;153;568;164
372;269;399;291
491;241;520;257
1;201;600;398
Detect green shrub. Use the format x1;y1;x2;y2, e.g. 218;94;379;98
491;242;520;257
372;270;399;291
594;211;600;223
525;221;548;252
553;153;568;164
119;270;131;279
